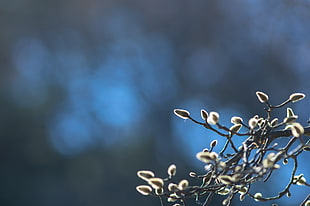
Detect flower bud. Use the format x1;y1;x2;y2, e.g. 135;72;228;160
155;188;164;195
231;116;243;124
178;179;189;190
137;170;155;181
254;192;262;201
148;178;164;189
210;140;218;148
283;158;288;165
217;188;230;195
289;93;305;103
287;108;295;117
167;164;177;177
218;175;234;185
207;111;219;125
196;151;218;163
286;122;304;137
256;91;269;103
229;124;242;134
136;185;152;195
174;109;190;119
168;183;178;192
284;115;298;124
270;118;278;127
239;193;245;201
200;109;208;120
248;117;258;129
189;171;197;178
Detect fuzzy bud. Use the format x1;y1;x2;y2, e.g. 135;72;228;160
137;170;155;181
248;117;258;129
207;112;219;125
174;109;190;119
231;116;243;124
254;192;263;201
256;91;269;103
229;124;242;134
189;171;197;178
285;122;304;137
289;93;305;103
210;140;218;148
167;164;177;177
200;109;208;120
168;183;178;192
287;108;295;117
136;185;152;195
178;179;189;190
196;151;218;163
148;178;164;189
270;118;278;127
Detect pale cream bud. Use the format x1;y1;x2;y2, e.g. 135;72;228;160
289;93;305;103
270;118;278;127
189;171;197;178
207;112;219;125
239;193;245;201
231;116;243;124
174;109;190;119
248;117;258;129
168;183;178;192
210;140;218;148
148;178;164;189
200;109;208;120
155;188;164;195
284;116;298;124
167;164;177;177
136;185;152;195
287;107;295;117
217;188;230;195
137;170;155;181
254;192;262;201
196;151;218;163
256;91;269;103
286;122;305;137
229;124;242;134
218;175;234;185
178;179;189;190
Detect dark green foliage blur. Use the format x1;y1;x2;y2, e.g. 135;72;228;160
0;0;309;205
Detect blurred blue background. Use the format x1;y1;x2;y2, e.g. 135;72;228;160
1;0;309;205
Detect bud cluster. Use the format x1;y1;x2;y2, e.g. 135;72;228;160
137;92;309;206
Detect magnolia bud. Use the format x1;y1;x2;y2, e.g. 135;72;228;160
167;164;177;177
254;192;262;201
285;122;304;137
178;179;189;190
231;116;243;124
270;118;278;127
248;117;258;129
200;109;208;120
174;109;190;119
137;170;155;181
229;124;242;134
136;185;152;195
148;178;164;189
168;183;178;192
210;140;218;148
287;108;295;117
256;91;269;103
289;93;305;103
207;112;219;125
